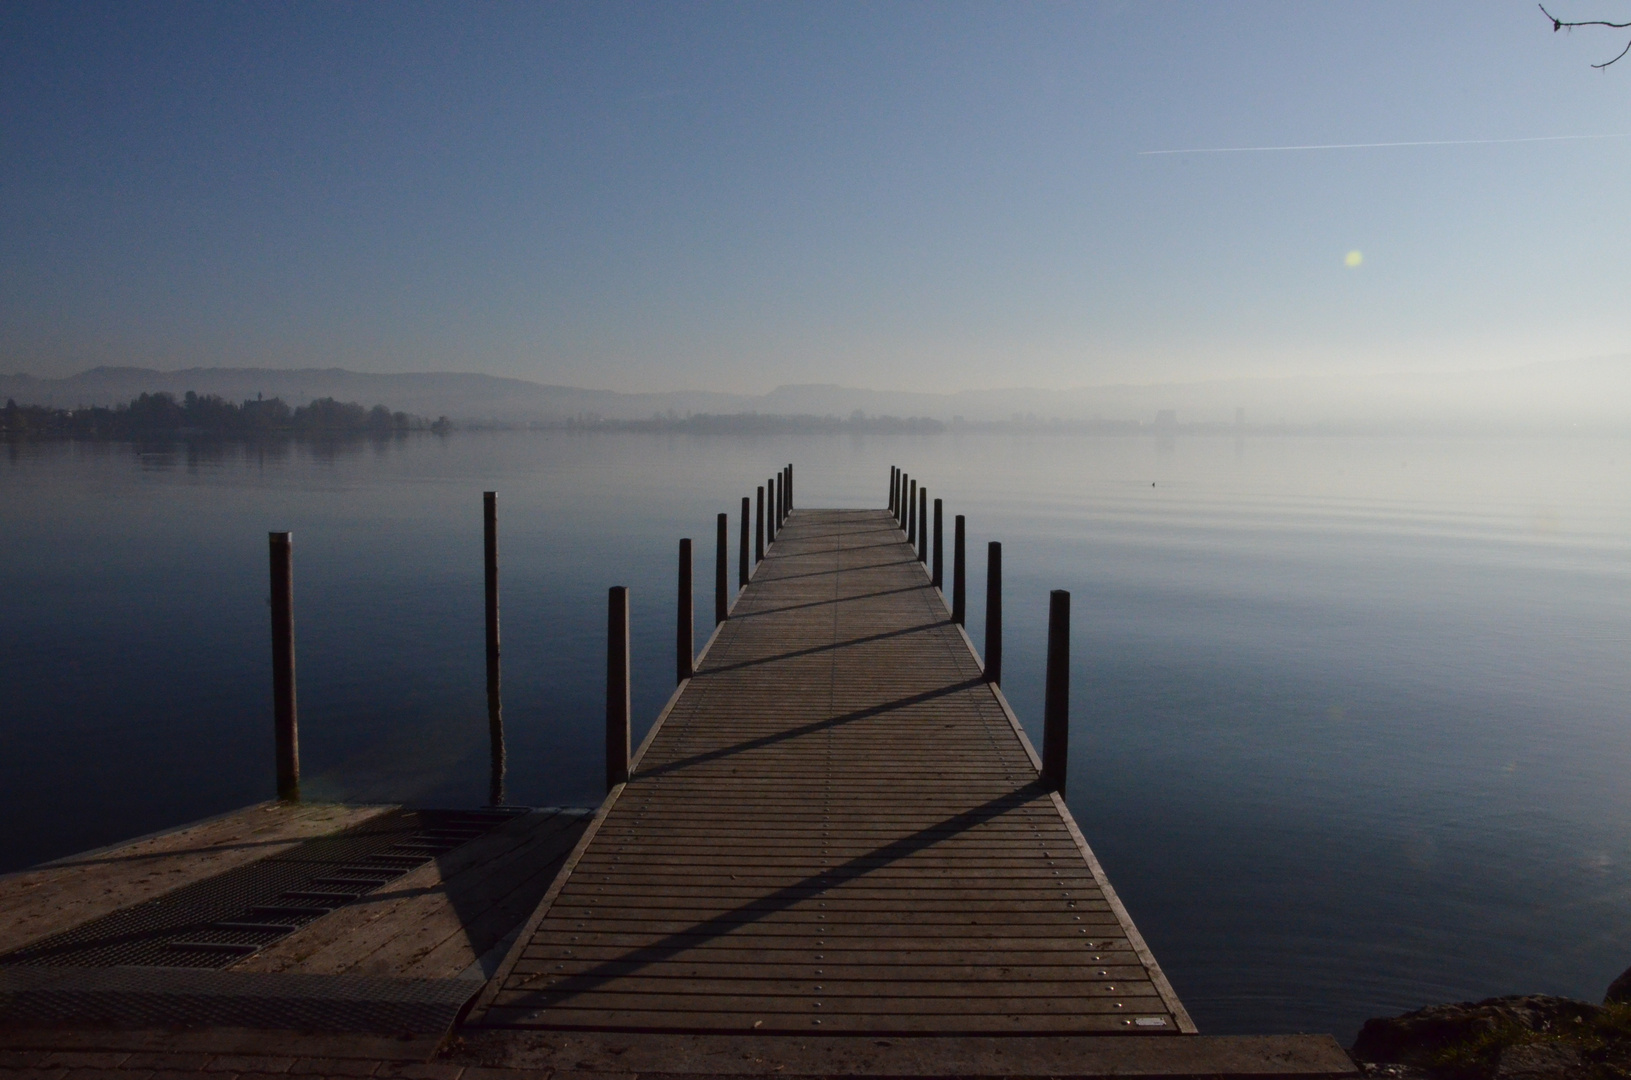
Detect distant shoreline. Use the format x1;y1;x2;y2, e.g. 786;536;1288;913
6;391;1629;441
1;391;450;440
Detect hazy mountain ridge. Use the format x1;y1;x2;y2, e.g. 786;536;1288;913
4;354;1629;431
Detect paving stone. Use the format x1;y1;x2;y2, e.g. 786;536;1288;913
373;1065;463;1080
286;1060;378;1078
42;1055;131;1070
121;1057;211;1073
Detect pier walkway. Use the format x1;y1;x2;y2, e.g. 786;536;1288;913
472;508;1193;1035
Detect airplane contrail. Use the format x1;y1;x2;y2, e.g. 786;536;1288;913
1140;133;1631;155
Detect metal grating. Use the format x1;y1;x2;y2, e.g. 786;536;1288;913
0;807;524;969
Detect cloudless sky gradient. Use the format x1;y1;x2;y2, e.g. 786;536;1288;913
2;1;1627;391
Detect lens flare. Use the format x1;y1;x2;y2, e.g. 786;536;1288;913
1346;250;1363;268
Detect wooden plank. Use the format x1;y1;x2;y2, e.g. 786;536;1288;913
472;508;1194;1036
0;802;396;956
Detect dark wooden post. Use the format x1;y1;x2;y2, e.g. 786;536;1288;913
1043;589;1070;794
984;541;1002;684
606;586;630;790
767;477;776;543
755;486;765;564
908;478;917;544
932;498;944;588
898;472;908;528
483;492;505;807
715;513;728;624
775;473;783;527
739;496;750;587
918;487;928;563
269;532;299;801
953;515;966;625
889;467;897;513
786;464;793;511
677;538;693;683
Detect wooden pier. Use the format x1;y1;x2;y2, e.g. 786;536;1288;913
470;506;1187;1034
0;485;1358;1079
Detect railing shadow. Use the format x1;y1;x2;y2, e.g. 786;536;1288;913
697;619;945;675
635;677;984;780
505;782;1050;1006
731;582;930;620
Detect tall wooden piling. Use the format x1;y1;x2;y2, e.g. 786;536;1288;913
899;472;908;529
785;464;793;512
918;487;928;564
889;466;898;513
932;498;944;588
739;496;750;588
268;531;299;802
984;541;1002;684
1043;589;1070;794
606;586;630;790
953;515;966;625
908;478;917;544
677;538;693;683
483;492;505;807
767;477;776;543
715;514;728;625
755;486;765;564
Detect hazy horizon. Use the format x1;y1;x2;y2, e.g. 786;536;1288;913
4;2;1628;393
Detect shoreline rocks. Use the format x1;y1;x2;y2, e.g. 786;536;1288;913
1350;986;1631;1080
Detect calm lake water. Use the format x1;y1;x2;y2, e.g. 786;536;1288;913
3;430;1629;1040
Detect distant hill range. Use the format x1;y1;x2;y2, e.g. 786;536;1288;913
3;355;1629;431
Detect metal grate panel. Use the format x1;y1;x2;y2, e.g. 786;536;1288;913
0;808;523;969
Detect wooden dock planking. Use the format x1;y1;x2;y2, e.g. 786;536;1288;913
475;508;1193;1036
0;802;394;957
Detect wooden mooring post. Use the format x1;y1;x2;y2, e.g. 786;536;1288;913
739;496;750;588
932;497;944;588
889;466;898;514
606;586;630;790
984;540;1002;684
715;513;728;625
268;531;299;802
908;478;917;543
918;486;928;563
484;491;505;806
677;538;693;683
767;477;777;543
786;463;793;509
898;472;908;529
755;486;765;564
953;514;966;625
1043;589;1069;793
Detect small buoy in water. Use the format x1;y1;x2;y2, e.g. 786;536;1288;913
1151;482;1155;487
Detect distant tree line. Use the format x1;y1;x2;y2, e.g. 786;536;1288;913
555;411;949;434
0;391;451;439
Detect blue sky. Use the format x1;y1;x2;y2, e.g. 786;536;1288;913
2;1;1627;391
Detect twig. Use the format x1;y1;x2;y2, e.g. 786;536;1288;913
1539;3;1631;67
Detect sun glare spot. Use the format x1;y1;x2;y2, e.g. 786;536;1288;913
1345;250;1363;268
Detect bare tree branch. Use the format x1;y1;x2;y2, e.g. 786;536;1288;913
1539;4;1631;67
